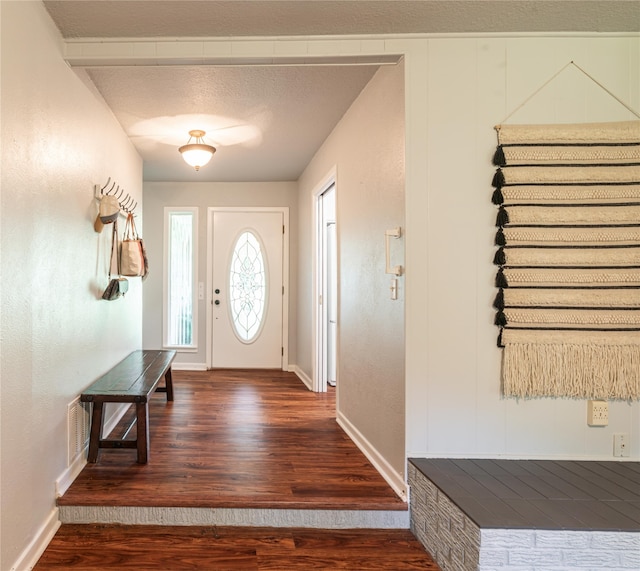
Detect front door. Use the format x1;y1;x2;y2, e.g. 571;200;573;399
210;209;284;368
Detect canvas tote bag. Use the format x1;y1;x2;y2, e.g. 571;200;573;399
120;213;147;278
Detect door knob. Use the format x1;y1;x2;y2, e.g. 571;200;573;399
215;288;220;294
214;300;220;305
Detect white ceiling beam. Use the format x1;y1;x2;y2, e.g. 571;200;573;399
62;37;404;67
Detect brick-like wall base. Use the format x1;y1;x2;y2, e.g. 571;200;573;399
408;463;640;571
409;463;481;570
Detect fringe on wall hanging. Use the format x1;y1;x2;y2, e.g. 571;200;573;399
492;120;640;400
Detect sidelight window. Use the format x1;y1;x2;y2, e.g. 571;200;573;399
164;207;198;349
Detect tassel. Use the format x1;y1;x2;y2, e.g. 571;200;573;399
493;288;505;310
502;343;640;399
493;145;506;166
491;187;504;205
495;228;506;246
496;206;509;227
497;329;504;348
492;168;505;188
493;247;506;266
495;268;508;288
494;311;507;326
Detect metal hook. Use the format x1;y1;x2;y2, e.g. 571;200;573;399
129;200;138;213
100;177;111;194
116;188;125;201
106;182;117;195
122;195;134;212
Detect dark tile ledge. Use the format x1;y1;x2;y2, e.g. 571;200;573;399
409;458;640;532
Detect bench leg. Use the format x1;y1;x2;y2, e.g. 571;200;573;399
164;367;174;401
136;402;150;464
87;402;104;463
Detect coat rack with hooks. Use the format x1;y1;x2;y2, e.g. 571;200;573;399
93;177;138;233
94;177;138;216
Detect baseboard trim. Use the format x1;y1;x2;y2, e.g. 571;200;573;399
56;402;129;497
10;507;60;571
293;366;313;390
56;451;87;498
405;451;640;462
172;362;208;371
102;402;130;436
337;411;407;502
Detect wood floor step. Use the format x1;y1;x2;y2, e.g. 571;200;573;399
59;370;406;515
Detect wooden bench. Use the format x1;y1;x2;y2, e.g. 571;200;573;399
81;350;176;464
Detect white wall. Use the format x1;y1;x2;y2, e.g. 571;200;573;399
291;34;640;471
50;28;640;469
0;3;143;570
404;36;640;460
142;181;298;368
298;62;406;483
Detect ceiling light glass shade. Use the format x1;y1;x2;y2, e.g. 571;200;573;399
179;130;216;171
180;144;216;170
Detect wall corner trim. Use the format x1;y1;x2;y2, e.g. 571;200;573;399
293;366;313;390
337;411;407;501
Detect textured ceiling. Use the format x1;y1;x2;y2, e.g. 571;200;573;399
44;1;640;37
43;0;640;182
84;64;379;182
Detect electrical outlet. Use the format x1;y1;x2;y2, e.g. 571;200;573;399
587;400;608;426
614;433;630;457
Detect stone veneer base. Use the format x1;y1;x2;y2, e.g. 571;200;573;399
408;462;640;571
59;505;411;529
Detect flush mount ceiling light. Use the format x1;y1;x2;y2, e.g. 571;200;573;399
178;130;216;171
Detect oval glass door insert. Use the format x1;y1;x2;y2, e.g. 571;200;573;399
229;230;268;342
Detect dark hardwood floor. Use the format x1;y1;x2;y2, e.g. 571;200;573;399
38;370;440;570
35;525;439;570
58;369;406;511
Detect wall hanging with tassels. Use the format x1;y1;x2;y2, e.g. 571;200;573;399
492;120;640;400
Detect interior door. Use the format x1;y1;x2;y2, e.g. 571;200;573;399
211;210;284;368
320;184;337;388
326;220;337;386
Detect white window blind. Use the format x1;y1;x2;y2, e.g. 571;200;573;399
164;208;198;349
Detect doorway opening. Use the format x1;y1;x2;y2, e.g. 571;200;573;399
315;177;337;392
